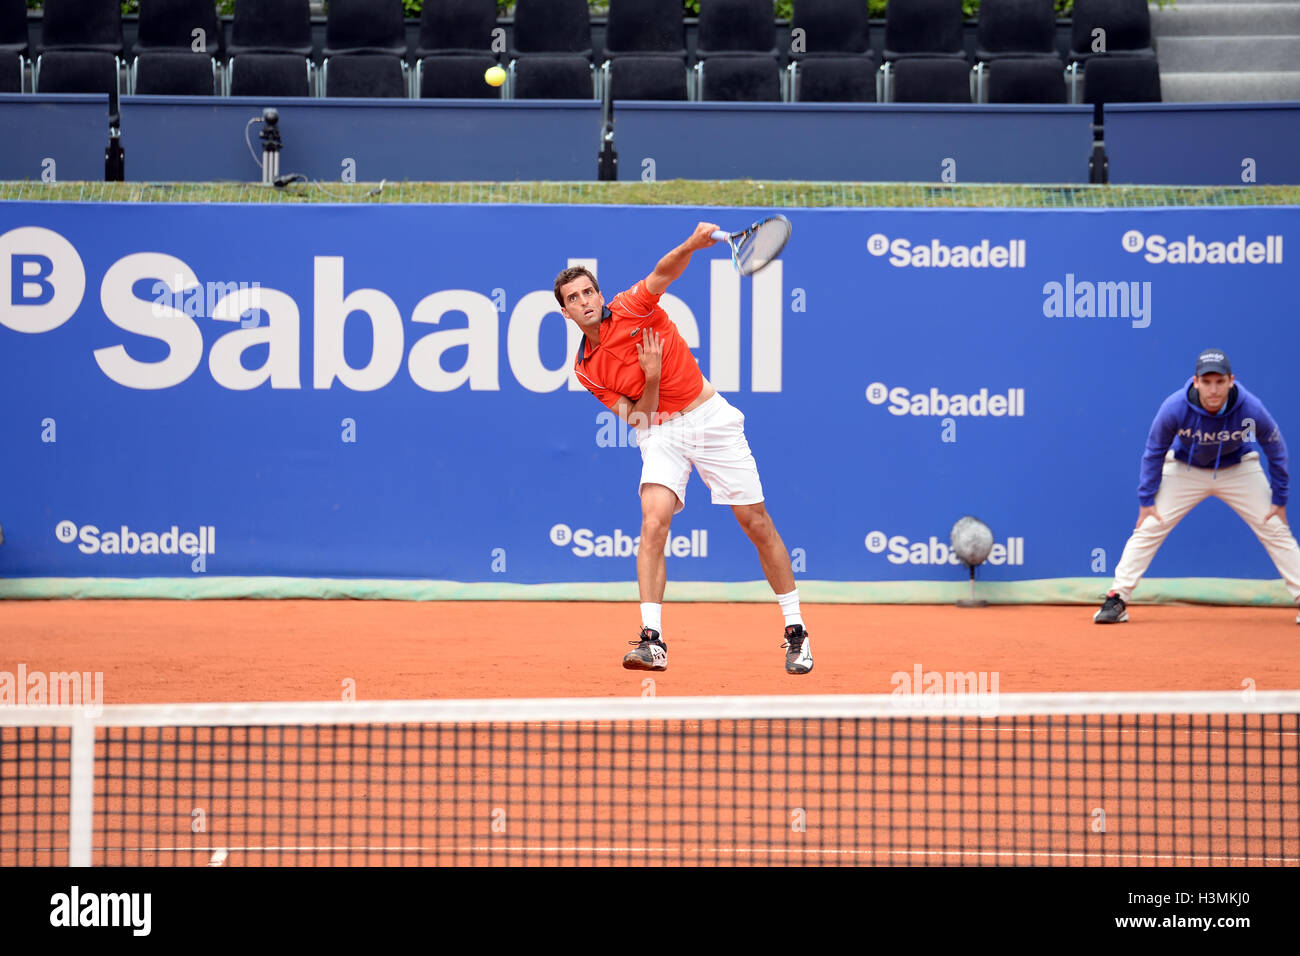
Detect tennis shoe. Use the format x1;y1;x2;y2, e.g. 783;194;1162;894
1093;593;1128;624
782;625;813;675
623;627;668;671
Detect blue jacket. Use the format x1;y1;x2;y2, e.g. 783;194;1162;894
1138;377;1289;507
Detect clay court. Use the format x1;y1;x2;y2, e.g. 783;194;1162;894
2;600;1298;701
2;599;1297;868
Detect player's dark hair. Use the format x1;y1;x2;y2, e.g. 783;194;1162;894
554;266;600;307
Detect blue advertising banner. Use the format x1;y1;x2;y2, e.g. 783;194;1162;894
2;202;1298;593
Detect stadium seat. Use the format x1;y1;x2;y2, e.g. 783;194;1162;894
973;0;1065;103
34;49;119;95
413;0;501;99
600;0;688;101
323;54;407;98
417;53;500;98
37;0;123;56
1067;0;1158;103
321;0;408;98
694;0;782;102
977;0;1059;61
698;56;781;101
985;58;1067;103
508;0;595;99
134;50;218;95
228;53;312;97
891;57;973;103
1081;53;1162;103
605;57;689;100
512;56;597;99
1070;0;1155;61
879;0;967;102
33;0;125;122
883;0;965;60
0;0;28;93
226;0;313;96
788;0;877;102
132;0;222;96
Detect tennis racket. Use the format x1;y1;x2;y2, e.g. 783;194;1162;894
711;215;792;276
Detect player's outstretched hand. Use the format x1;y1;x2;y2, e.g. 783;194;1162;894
1136;505;1163;529
637;329;663;383
688;222;721;250
1267;504;1289;526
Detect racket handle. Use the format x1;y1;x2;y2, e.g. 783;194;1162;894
710;230;729;241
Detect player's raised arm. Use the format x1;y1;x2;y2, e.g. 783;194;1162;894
644;222;720;296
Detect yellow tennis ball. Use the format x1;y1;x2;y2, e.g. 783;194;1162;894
484;66;506;87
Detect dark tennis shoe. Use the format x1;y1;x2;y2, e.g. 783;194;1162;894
1093;593;1129;624
623;627;668;671
783;625;813;675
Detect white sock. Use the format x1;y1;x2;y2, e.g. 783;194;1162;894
776;589;803;629
640;602;662;636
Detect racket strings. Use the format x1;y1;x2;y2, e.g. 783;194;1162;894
735;220;791;274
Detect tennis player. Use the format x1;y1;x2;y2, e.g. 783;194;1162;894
555;222;812;674
1094;348;1300;624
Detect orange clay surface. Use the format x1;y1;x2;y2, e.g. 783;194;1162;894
3;601;1297;867
1;600;1297;702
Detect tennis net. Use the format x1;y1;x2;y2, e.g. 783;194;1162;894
2;692;1297;867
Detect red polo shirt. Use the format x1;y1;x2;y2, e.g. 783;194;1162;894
573;281;704;419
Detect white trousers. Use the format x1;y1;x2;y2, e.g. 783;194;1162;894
1111;451;1300;603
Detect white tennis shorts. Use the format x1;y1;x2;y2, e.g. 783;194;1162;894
636;394;764;514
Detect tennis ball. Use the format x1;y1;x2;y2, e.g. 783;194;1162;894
484;66;506;88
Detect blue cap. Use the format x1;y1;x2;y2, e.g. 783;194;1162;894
1195;349;1231;377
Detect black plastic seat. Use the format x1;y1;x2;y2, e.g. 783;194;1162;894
1082;53;1161;103
1067;0;1159;103
229;52;311;97
789;0;876;102
226;0;313;96
413;0;501;99
512;55;596;99
0;0;28;92
891;58;972;103
882;0;965;60
134;50;217;95
321;0;408;97
601;0;687;101
33;0;125;121
694;0;781;102
974;0;1064;102
879;0;967;101
37;0;124;56
132;0;222;95
508;0;594;99
986;58;1067;103
605;56;688;100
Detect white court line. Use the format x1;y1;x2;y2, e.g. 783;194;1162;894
137;845;1300;866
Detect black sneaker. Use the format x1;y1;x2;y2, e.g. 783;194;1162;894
1093;592;1128;624
782;624;813;675
623;627;668;671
